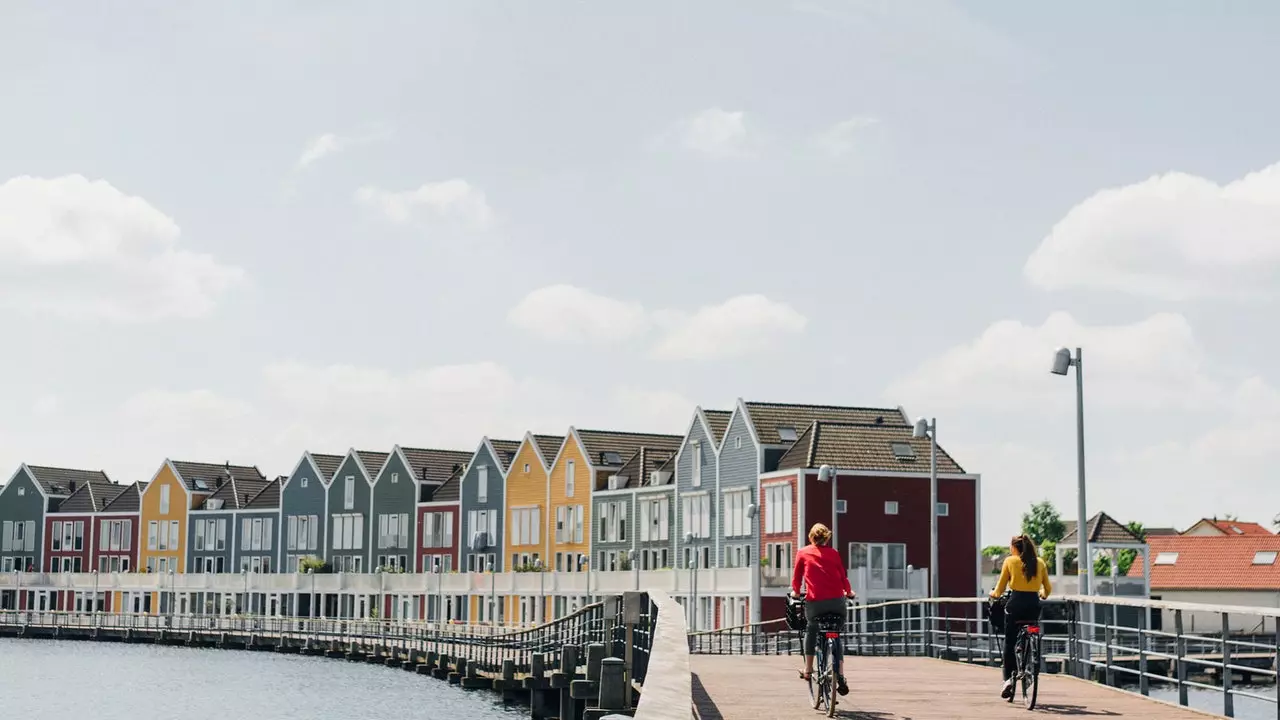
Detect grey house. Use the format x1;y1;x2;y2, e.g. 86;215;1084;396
371;446;471;572
0;464;109;574
712;399;907;569
233;479;280;573
673;408;730;570
592;446;678;572
279;451;342;573
188;473;272;573
325;449;388;573
457;437;519;571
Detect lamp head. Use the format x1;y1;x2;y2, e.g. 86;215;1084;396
817;464;834;483
912;417;930;439
1051;347;1073;376
746;503;758;519
683;531;694;544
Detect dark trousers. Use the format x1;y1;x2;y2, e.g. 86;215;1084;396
1002;591;1041;681
804;597;848;658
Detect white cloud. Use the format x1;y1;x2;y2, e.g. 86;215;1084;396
32;395;59;418
654;108;756;158
355;179;495;231
0;175;245;321
650;294;808;361
294;126;389;170
813;116;879;157
886;311;1226;413
507;285;808;359
1024;161;1280;301
507;284;650;344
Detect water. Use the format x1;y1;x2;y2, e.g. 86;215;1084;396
0;638;526;720
1140;684;1277;720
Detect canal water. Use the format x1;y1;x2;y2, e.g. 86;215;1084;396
1142;684;1277;720
0;637;526;719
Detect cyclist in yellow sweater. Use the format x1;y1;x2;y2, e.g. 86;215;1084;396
989;534;1052;698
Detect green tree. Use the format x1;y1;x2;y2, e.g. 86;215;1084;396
982;545;1007;574
1021;500;1066;545
1116;521;1146;575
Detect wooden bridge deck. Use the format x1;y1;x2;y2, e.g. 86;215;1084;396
691;655;1220;719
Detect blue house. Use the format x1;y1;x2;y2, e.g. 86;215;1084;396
279;451;342;573
672;408;731;571
456;437;520;571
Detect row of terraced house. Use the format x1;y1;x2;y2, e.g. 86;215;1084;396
0;399;982;629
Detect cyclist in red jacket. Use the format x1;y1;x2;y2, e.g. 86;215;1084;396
790;522;856;695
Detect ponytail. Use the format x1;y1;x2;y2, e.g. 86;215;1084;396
1013;535;1038;581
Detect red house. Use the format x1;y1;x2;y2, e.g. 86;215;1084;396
417;468;460;573
758;421;980;621
91;481;146;577
44;474;117;611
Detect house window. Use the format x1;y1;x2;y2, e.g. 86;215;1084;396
391;472;398;484
682;495;710;539
332;514;364;550
1253;551;1278;565
691;442;702;487
639;496;670;542
735;436;742;449
835;499;847;514
16;487;23;496
936;502;949;517
766;542;793;575
598;501;627;543
1153;552;1178;565
195;520;206;551
511;507;539;546
524;463;530;474
764;484;793;534
723;489;751;538
148;521;158;550
343;476;355;510
51;521;62;551
159;484;170;515
300;477;308;488
421;511;453;548
478;465;489;503
566;461;576;498
884;501;899;515
849;542;908;589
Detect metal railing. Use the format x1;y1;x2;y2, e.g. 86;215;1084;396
687;595;1280;719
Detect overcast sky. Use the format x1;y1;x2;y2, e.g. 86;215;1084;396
3;2;1279;545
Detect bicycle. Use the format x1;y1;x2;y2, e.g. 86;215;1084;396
787;596;851;718
1010;619;1042;710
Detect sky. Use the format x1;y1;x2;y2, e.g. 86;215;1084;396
3;1;1280;546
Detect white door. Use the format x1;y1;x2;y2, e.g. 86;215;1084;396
869;545;887;590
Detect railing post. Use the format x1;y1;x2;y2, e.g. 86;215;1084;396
1221;612;1233;719
1104;605;1114;687
1138;603;1149;697
1175;609;1188;708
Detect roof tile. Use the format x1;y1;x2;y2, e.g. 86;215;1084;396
775;422;965;474
1062;512;1144;545
171;461;264;493
575;430;682;468
702;410;732;447
1128;535;1280;590
398;447;472;485
51;479;121;513
25;465;112;497
101;481;148;513
744;401;908;445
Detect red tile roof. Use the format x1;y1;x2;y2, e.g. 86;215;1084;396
1205;520;1273;536
1128;534;1280;590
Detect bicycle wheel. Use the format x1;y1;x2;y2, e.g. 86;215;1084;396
826;637;841;718
809;642;827;710
1022;633;1040;710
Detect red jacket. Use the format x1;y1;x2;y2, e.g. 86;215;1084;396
791;543;852;601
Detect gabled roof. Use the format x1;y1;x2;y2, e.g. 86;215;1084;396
245;478;281;510
613;446;677;489
398;447;472;485
702;410;732;447
310;453;345;483
1061;512;1144;545
355;450;390;478
743;400;909;446
101;481;148;513
24;465;112;497
1127;534;1280;590
1144;527;1180;536
574;429;683;469
198;474;272;511
170;461;265;494
426;465;466;503
775;421;965;474
51;478;121;513
1182;518;1274;536
533;435;564;467
488;439;522;473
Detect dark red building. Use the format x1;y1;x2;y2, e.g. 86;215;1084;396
44;475;119;610
757;421;979;622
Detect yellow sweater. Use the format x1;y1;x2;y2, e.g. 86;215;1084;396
992;555;1052;598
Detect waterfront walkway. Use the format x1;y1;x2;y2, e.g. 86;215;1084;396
691;655;1217;719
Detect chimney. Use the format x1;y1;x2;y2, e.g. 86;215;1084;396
242;494;250;507
68;480;77;494
216;476;225;488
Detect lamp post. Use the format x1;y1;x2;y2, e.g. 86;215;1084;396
912;417;939;599
684;531;696;630
578;554;590;608
817;465;839;552
14;569;21;613
167;568;175;625
487;557;497;628
92;569;100;618
1051;347;1090;598
432;557;442;627
534;558;545;625
307;567;315;619
376;567;385;620
241;569;249;615
747;503;760;625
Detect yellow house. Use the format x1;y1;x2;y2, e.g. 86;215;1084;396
547;428;683;577
137;460;264;613
497;432;561;623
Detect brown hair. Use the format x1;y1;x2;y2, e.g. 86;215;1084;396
809;523;832;546
1012;535;1038;581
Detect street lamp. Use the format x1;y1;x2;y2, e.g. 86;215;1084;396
241;569;249;615
578;554;590;608
432;556;442;627
486;557;497;628
13;569;21;613
747;503;760;625
1051;346;1090;598
912;417;939;599
684;531;697;630
817;465;839;552
92;569;100;617
307;567;316;619
375;566;385;621
167;568;175;625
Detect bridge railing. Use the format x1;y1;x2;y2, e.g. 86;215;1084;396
687;595;1280;719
